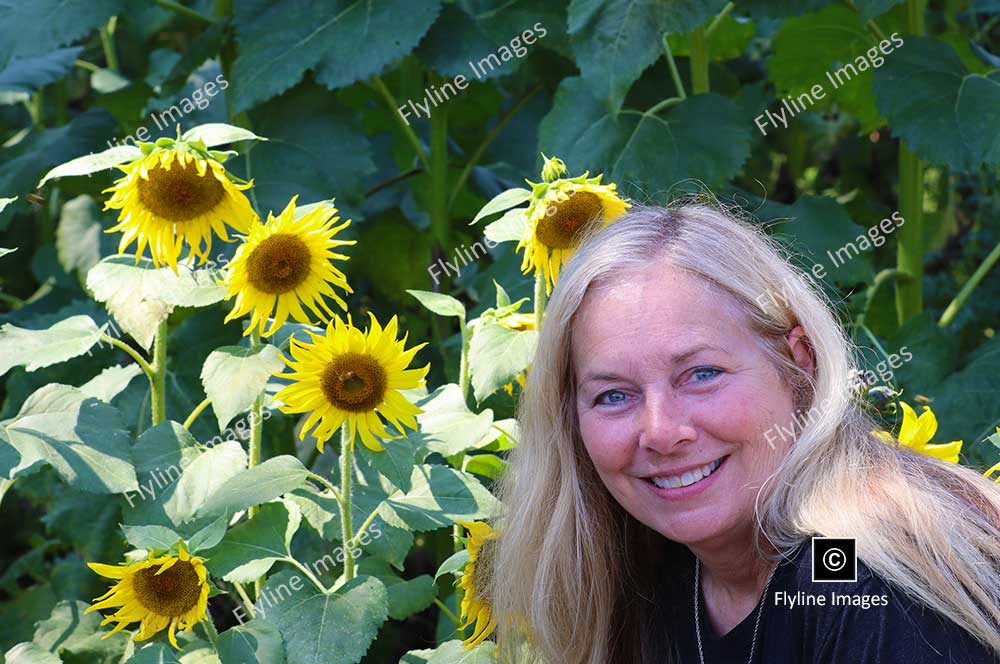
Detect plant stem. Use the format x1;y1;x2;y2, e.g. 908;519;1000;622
183;397;212;430
247;329;264;479
644;96;683;118
201;614;220;649
348;508;381;549
533;272;547;330
157;0;215;24
103;334;155;379
232;581;257;619
705;3;735;38
434;598;463;629
74;59;101;72
661;35;687;100
458;315;471;402
285;556;329;593
429;79;450;250
939;239;1000;327
339;422;356;582
307;472;343;503
371;75;430;170
150;320;168;426
895;0;925;325
689;26;710;94
448;85;542;208
99;17;119;72
856;268;911;329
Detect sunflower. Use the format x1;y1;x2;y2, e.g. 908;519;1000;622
874;402;963;463
275;313;429;452
104;146;255;272
517;155;629;293
984;428;1000;482
497;310;533;397
456;521;499;649
86;543;210;649
223;196;355;337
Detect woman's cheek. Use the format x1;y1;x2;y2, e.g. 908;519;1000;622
579;411;634;473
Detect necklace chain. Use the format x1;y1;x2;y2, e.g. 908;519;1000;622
693;558;777;664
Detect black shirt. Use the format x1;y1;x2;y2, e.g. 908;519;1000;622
668;541;998;663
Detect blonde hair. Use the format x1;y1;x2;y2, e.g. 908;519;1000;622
492;203;1000;663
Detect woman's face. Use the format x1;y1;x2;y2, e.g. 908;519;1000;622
573;263;806;548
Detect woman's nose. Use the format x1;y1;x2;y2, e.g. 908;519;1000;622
637;392;697;453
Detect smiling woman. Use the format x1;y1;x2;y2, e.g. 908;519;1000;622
490;205;1000;664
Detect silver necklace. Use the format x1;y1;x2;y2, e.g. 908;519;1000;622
693;558;777;664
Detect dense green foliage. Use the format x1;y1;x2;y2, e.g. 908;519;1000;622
1;1;999;663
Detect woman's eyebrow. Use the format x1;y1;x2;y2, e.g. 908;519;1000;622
577;344;728;388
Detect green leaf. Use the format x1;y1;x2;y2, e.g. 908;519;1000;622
464;454;509;481
56;195;118;282
4;384;137;493
355;435;418;493
416;5;504;79
203;500;300;583
469;322;536;403
401;640;498;664
540;78;751;191
668;16;755;60
32;600;103;653
407;385;495;457
125;643;182;664
121;524;182;551
874;36;1000;171
769;5;884;132
0;315;105;377
0;0;128;69
885;312;958;392
3;643;62;664
196;456;311;519
0;196;16;216
407;290;466;318
187;514;229;553
217;620;285;664
854;0;903;21
201;345;284;430
181;123;266;147
567;0;727;109
434;549;469;581
0;47;81;99
739;0;830;19
357;558;436;620
0;109;116;196
483;207;528;245
257;571;387;664
378;464;502;531
79;364;143;402
471;188;532;225
86;255;228;350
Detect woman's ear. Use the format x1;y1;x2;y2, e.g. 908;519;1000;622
787;325;815;375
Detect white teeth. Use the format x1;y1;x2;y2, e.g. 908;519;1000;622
650;458;722;490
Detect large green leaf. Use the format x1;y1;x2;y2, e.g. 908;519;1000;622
38;145;142;187
3;384;137;494
217;620;285;664
459;0;571;58
0;0;127;69
354;435;418;493
874;36;1000;171
0;315;105;377
56;196;118;283
257;571;387;664
32;600;129;664
469;322;536;402
231;0;439;112
378;464;501;531
416;4;502;79
181;123;266;148
401;640;498;664
86;255;228;350
79;364;143;403
124;643;182;663
201;344;284;430
3;643;62;664
567;0;727;109
203;500;300;583
407;290;466;319
356;558;435;621
768;5;883;132
0;47;81;101
405;384;495;458
667;16;755;61
539;78;751;192
196;456;311;519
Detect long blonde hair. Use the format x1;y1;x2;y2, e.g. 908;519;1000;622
492;204;1000;663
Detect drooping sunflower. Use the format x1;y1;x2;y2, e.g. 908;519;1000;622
984;428;1000;482
497;310;533;397
223;195;355;337
517;155;629;293
86;543;210;649
874;401;963;463
456;521;499;649
104;145;255;272
275;313;429;452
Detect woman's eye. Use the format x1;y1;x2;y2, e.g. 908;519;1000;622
596;389;627;406
691;367;722;382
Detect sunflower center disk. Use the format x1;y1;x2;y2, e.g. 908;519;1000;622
534;191;603;249
246;234;312;294
132;561;201;617
471;538;497;592
136;158;226;222
320;353;388;412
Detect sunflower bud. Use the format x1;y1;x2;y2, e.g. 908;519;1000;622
540;154;567;182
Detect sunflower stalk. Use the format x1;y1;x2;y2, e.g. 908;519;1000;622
201;614;220;649
339;421;357;582
939;239;1000;327
533;272;547;330
150;320;168;426
689;26;710;94
183;396;212;430
458;314;472;402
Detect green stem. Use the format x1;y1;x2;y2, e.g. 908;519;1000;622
534;272;547;330
856;268;911;329
371;75;430;170
339;422;356;582
308;472;343;503
74;59;101;72
689;26;710;94
157;0;215;24
429;80;450;250
99;17;119;72
103;334;154;379
448;85;542;208
644;96;683;117
348;508;381;549
458;315;471;402
939;240;1000;327
201;615;220;649
434;597;463;629
895;0;925;326
183;397;212;430
232;581;257;620
705;3;735;38
247;325;266;602
150;320;168;426
661;35;687;100
285;556;329;593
